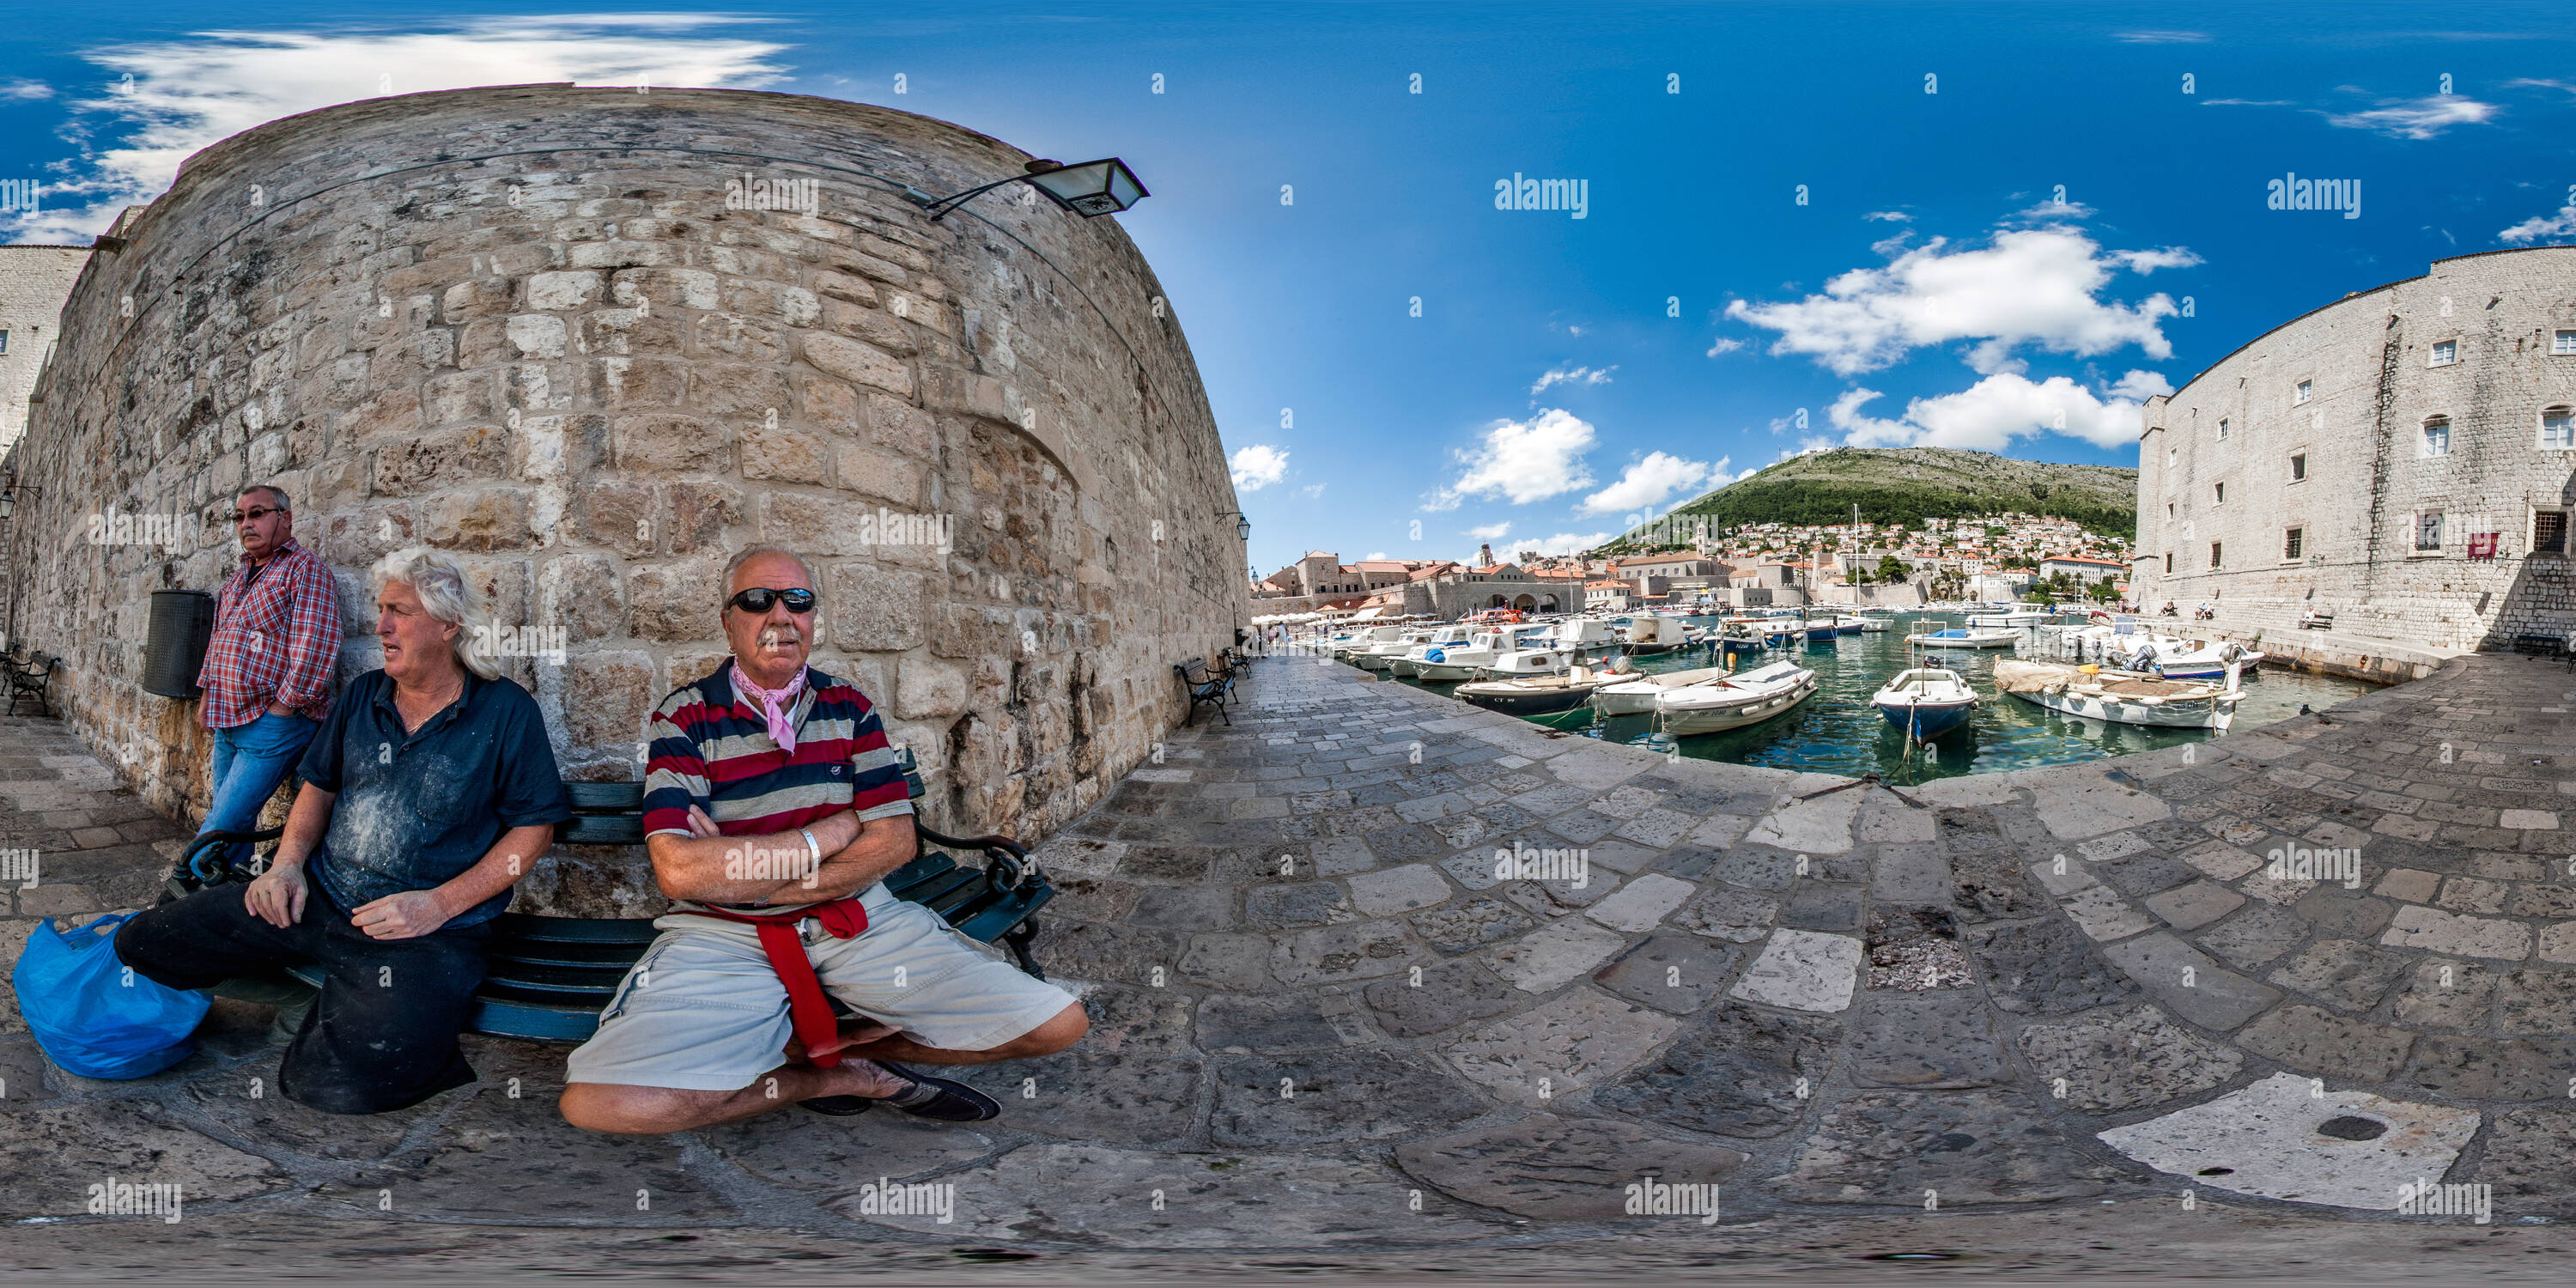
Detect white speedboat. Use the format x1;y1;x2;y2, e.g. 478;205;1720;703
1655;660;1820;736
1906;620;2021;649
1413;625;1553;681
1329;625;1407;660
1591;664;1740;715
1388;626;1476;678
2138;635;2265;680
1994;659;2245;731
1351;629;1434;671
1854;609;1898;633
1871;667;1978;740
1619;616;1693;657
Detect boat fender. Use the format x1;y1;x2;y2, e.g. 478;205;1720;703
2219;642;2244;663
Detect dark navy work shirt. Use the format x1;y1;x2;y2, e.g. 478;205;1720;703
296;669;572;928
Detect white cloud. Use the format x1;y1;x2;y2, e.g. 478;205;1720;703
2113;29;2210;43
3;16;790;241
0;80;51;100
2499;198;2576;245
1725;227;2196;376
1230;444;1289;491
2011;197;2098;222
1530;364;1615;396
1862;210;1912;222
1298;483;1327;499
1466;521;1511;539
1829;370;2166;452
1578;452;1717;515
2319;95;2500;140
1427;409;1595;509
1522;531;1615;556
1704;337;1744;356
1365;551;1388;561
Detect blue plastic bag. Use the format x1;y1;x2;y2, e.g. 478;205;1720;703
11;912;208;1078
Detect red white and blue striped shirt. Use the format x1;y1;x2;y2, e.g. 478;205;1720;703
641;662;914;913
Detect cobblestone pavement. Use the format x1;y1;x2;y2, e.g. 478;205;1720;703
4;653;2574;1265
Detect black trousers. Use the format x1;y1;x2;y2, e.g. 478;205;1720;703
114;886;494;1115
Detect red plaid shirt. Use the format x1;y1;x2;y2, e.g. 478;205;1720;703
197;538;343;729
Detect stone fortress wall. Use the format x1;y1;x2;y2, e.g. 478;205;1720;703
9;85;1248;909
2131;246;2576;649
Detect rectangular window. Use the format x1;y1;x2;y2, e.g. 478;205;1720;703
2166;502;2176;521
2209;542;2223;569
2216;417;2230;440
2214;482;2226;504
0;330;9;355
2417;511;2444;551
2555;330;2576;355
2295;380;2312;404
2289;453;2307;481
2423;419;2451;457
2163;552;2173;574
2168;447;2177;467
2536;510;2569;556
2544;407;2575;451
2284;527;2305;559
2431;340;2458;367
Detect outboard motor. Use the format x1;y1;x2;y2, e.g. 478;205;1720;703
2128;643;2160;674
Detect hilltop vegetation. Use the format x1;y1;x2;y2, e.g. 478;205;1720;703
1602;447;2137;551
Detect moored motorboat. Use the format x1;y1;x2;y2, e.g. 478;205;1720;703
1994;659;2245;731
1654;660;1819;736
1619;616;1692;656
1871;667;1979;740
1387;625;1475;677
1591;664;1739;715
1455;664;1625;716
1413;624;1554;681
1906;620;2021;649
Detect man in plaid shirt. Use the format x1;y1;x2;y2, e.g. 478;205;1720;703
192;484;343;873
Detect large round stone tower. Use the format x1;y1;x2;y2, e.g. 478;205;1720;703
10;84;1248;906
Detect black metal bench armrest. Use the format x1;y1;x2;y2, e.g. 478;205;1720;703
180;826;288;887
917;821;1035;889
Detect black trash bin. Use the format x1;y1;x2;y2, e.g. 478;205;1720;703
142;589;215;699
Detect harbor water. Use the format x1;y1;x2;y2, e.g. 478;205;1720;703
1338;613;2378;784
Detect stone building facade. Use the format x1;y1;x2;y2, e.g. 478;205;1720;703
2132;246;2576;648
9;86;1245;908
0;246;88;457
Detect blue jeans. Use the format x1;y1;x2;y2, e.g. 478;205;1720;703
200;712;319;872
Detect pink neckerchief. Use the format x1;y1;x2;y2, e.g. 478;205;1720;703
732;660;808;754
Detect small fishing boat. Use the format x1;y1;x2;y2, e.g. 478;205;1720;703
1994;659;2245;731
1591;664;1740;716
1871;667;1979;740
1351;628;1435;671
1654;660;1820;736
1853;609;1898;633
1412;625;1554;681
1387;625;1475;678
1619;616;1692;657
1831;614;1868;635
1456;664;1626;716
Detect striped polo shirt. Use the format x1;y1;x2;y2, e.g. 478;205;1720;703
642;661;914;914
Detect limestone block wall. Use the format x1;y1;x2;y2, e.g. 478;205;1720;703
10;86;1246;906
0;246;88;457
2133;246;2576;649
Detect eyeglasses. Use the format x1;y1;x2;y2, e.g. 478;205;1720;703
230;505;283;524
728;587;817;614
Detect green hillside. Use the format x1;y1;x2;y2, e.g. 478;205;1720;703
1601;447;2137;552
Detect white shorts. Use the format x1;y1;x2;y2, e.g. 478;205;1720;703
563;884;1078;1091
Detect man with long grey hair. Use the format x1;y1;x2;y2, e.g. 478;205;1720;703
118;547;573;1115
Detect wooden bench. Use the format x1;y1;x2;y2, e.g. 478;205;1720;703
1172;656;1233;726
4;650;54;717
172;748;1054;1043
2512;634;2564;657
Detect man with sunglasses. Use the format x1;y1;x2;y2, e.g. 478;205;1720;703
560;545;1086;1135
189;485;343;881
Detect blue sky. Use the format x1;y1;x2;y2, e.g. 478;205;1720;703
6;3;2573;576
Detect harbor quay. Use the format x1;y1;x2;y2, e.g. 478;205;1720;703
5;645;2575;1261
